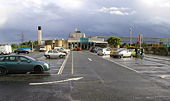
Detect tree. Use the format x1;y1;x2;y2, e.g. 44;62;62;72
107;36;122;48
11;44;19;50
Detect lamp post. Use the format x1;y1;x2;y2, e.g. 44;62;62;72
30;41;33;52
129;25;134;47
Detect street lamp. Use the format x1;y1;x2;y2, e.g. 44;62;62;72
129;25;134;46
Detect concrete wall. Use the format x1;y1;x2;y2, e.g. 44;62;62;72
54;40;68;49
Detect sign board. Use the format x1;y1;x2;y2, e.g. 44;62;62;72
80;37;89;44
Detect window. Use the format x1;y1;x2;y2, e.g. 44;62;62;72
48;50;53;53
9;57;17;62
3;57;10;62
53;50;58;53
0;57;5;62
19;57;29;62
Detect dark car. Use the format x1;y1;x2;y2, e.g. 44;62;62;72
73;47;82;51
14;48;29;54
89;46;96;52
0;55;50;75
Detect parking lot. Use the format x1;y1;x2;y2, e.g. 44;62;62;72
0;52;66;80
92;52;170;88
1;51;170;101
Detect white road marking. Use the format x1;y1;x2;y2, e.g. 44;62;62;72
57;52;70;75
71;51;74;74
106;59;139;73
89;52;139;73
29;77;84;86
158;75;170;79
88;58;92;61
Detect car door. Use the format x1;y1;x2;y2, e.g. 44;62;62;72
0;56;7;68
4;56;21;73
17;56;34;72
48;50;55;58
53;50;59;58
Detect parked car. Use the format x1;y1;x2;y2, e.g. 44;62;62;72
14;48;30;54
110;48;125;56
129;49;136;57
110;49;132;58
93;47;102;53
39;46;46;52
44;50;66;59
89;46;96;52
97;48;111;56
0;55;50;75
0;45;12;55
54;47;70;54
73;47;82;51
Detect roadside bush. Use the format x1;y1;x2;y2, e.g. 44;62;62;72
151;47;158;54
151;46;168;56
144;46;152;54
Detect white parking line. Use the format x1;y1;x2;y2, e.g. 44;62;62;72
88;58;92;61
57;52;70;75
89;52;139;73
106;59;139;73
159;75;170;79
29;77;84;86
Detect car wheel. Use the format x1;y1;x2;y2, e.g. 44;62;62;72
26;52;29;54
119;55;123;58
59;55;63;58
0;68;7;76
34;66;43;73
130;55;133;58
46;55;50;59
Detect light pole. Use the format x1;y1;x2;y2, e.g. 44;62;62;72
129;25;134;47
31;41;33;52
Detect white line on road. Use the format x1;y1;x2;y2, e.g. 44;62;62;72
57;52;70;75
29;77;84;86
71;51;74;74
89;52;139;73
106;58;139;73
88;58;92;61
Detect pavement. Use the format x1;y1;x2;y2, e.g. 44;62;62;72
63;51;170;101
1;51;170;101
145;54;170;61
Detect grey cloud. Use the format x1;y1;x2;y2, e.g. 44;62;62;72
0;0;170;43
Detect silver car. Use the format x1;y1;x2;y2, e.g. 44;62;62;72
44;50;66;59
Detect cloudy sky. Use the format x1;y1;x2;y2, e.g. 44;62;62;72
0;0;170;43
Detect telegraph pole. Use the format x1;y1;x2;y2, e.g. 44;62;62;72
20;32;25;43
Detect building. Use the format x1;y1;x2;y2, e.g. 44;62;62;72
68;29;108;49
41;39;68;51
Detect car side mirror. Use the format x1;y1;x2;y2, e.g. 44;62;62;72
27;60;31;63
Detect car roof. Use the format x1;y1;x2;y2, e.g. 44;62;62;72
0;55;26;57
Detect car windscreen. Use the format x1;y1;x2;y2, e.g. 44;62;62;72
24;56;36;61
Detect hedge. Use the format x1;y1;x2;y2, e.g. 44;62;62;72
145;46;168;56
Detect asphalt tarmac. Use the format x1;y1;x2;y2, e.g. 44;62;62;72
0;51;170;101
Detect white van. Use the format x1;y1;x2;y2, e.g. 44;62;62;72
0;45;12;55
